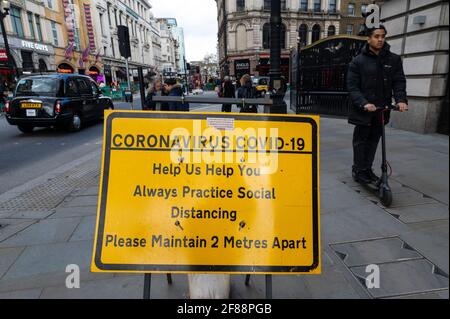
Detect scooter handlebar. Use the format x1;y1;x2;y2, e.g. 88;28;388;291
377;104;408;111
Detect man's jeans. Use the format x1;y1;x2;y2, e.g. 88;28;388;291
353;114;383;171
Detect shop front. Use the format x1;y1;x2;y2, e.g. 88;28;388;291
256;55;290;82
57;63;75;74
88;66;104;83
8;38;55;75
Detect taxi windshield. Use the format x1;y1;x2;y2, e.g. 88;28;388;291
16;78;62;97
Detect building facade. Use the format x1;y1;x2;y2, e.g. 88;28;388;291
381;0;449;134
89;0;158;84
158;18;186;76
1;0;170;86
216;0;342;79
0;0;60;83
340;0;372;36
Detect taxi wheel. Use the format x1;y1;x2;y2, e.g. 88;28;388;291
67;113;82;132
18;125;34;134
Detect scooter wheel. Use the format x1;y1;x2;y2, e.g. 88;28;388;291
381;189;393;207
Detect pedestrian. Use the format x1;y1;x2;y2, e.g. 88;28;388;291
144;79;163;111
236;74;258;113
165;78;189;112
347;25;408;184
221;76;235;112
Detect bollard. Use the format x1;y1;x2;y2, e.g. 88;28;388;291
188;274;230;299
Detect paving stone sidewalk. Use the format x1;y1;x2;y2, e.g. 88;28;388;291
0;116;448;299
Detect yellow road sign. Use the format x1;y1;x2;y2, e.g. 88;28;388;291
91;111;320;274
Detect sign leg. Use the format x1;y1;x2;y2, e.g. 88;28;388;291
143;274;151;299
265;275;272;299
245;274;251;286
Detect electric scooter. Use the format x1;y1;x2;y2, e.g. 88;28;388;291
358;104;402;207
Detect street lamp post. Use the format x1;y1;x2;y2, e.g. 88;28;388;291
0;0;15;80
268;0;287;114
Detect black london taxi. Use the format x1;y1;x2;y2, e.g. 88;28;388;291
5;74;114;133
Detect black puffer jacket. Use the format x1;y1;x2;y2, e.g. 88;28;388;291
347;43;407;126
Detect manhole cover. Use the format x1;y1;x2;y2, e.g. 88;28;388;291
330;237;449;298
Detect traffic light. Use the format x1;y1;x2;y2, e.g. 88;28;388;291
186;63;191;70
117;25;131;59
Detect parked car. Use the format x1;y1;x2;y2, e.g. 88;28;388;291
5;74;114;133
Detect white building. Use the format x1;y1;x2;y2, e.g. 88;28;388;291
157;18;187;76
216;0;341;79
91;0;159;84
157;18;178;77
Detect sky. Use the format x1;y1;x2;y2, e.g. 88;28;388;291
150;0;218;62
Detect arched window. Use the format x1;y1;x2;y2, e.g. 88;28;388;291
299;24;308;46
263;23;287;49
327;25;336;37
312;24;321;43
236;24;247;51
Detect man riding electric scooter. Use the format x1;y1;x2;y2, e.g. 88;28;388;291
347;25;409;205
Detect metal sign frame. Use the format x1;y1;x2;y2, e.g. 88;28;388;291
92;112;320;274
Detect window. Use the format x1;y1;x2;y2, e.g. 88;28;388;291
107;4;112;27
51;21;59;46
312;24;321;43
10;6;24;38
300;0;308;11
299;24;308;46
361;4;368;15
66;79;79;96
359;24;366;35
74;28;81;49
347;24;354;35
328;25;336;37
111;37;115;56
35;15;43;42
27;12;35;40
314;0;321;12
90;81;99;95
76;78;91;95
236;24;247;51
21;51;34;72
237;0;245;12
47;0;53;9
348;4;355;16
329;0;337;13
99;13;104;36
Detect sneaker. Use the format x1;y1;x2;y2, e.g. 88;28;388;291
367;169;380;183
353;169;372;184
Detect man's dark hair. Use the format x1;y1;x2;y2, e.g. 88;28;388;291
367;25;387;37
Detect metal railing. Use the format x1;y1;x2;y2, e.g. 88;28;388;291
296;91;351;116
152;95;274;112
